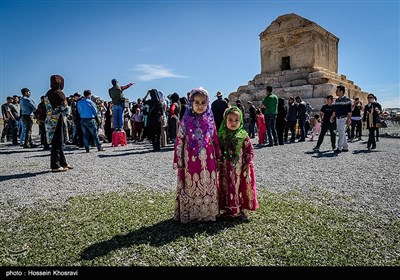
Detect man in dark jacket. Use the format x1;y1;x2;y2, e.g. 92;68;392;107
211;91;229;131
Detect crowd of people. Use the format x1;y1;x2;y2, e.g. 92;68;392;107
1;77;383;223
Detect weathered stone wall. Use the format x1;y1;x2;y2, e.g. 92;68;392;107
260;28;316;73
260;13;338;74
313;31;338;73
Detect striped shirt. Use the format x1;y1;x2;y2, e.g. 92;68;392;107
333;96;352;117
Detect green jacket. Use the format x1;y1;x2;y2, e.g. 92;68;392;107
262;93;278;115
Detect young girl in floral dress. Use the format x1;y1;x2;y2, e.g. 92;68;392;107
173;88;222;223
218;106;259;221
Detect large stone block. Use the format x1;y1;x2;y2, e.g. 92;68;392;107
313;84;336;98
309;71;325;78
255;90;266;100
308;77;330;85
308;98;327;111
237;85;249;92
291;79;308;86
278;71;309;83
280;85;314;99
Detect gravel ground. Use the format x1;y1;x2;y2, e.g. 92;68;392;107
0;125;399;222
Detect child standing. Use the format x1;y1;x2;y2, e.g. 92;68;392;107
310;114;321;141
173;88;222;223
218;106;259;221
256;108;266;144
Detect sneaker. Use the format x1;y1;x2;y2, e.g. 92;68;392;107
313;146;320;151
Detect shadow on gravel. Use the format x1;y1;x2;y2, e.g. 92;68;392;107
98;150;153;158
253;144;265;149
26;153;50;158
0;170;49;182
311;151;337;158
0;149;44;155
352;149;381;154
160;147;174;152
80;217;244;260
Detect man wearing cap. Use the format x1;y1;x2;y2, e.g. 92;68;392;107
108;79;134;131
211;91;229;131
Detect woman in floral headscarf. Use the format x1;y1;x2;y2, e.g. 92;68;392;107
218;106;258;221
173;88;222;223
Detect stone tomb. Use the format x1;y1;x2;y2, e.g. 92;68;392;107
229;13;370;111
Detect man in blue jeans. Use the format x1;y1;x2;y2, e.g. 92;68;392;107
77;90;105;153
108;79;134;131
20;88;37;148
261;86;278;146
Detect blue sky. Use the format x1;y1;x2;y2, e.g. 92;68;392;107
1;0;399;109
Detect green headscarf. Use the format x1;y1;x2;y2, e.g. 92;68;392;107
218;106;249;163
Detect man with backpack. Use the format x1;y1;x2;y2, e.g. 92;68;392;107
108;79;134;131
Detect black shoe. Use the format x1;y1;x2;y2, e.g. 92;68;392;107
334;149;342;153
313;146;320;151
342;149;349;152
371;146;376;150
